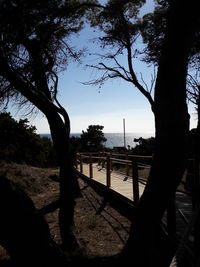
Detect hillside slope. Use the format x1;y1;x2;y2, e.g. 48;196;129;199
0;162;130;263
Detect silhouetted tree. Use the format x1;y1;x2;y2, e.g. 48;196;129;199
132;136;155;156
141;2;200;259
140;0;200;127
121;1;199;266
0;0;94;250
87;0;199;265
80;125;107;152
86;0;155;111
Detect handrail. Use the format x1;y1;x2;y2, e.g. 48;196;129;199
76;151;198;256
78;151;152;158
77;152;152;163
75;151;189;239
110;158;132;164
76;152;142;203
76;152;151;185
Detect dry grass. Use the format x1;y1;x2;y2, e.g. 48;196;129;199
74;180;131;258
0;162;131;263
0;161;58;196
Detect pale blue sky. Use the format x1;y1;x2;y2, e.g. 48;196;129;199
32;0;156;135
9;0;198;134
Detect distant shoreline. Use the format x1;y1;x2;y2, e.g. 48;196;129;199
39;132;154;149
39;132;155;136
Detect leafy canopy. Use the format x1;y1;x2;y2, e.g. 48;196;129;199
140;0;200;67
85;0;155;110
0;0;96;109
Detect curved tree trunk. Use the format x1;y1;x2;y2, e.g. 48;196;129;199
45;109;80;250
193;97;200;262
0;6;81;252
120;1;198;266
0;58;80;250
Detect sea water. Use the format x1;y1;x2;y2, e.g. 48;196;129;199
103;133;153;148
40;132;154;149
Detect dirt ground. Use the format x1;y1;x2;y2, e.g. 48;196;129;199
0;163;131;262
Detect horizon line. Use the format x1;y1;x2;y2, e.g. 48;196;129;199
38;131;155;135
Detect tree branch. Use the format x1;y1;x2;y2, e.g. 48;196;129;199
0;49;62;119
49;70;71;133
121;14;155;110
187;73;200;105
99;62;132;83
60;1;105;16
112;56;131;81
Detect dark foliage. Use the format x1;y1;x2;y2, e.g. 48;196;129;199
80;125;107;152
132;136;155;156
70;125;107;153
0;112;57;167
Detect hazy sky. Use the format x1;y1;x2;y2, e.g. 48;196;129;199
9;0;198;134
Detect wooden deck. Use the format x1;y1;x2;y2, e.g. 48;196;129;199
79;163;145;201
77;160;193;238
76;153;195;266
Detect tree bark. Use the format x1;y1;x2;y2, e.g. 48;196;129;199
45;109;80;250
121;1;199;266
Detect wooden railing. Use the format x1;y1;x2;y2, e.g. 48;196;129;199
75;151;192;238
75;152;152;203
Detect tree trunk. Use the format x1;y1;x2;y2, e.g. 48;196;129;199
45;109;80;250
121;1;198;266
0;19;81;252
0;55;80;250
193;96;200;262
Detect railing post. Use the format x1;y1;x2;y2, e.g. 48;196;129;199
89;153;93;179
80;154;83;174
132;159;139;203
102;152;105;168
106;155;111;188
125;153;129;177
98;152;103;167
110;152;113;170
75;153;78;169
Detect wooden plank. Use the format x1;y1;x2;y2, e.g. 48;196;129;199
75;169;136;221
80;163;145;202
